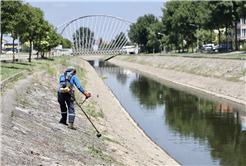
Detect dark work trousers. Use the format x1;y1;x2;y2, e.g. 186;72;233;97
58;92;75;123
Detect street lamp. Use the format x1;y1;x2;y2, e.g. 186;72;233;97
158;32;165;53
190;24;199;52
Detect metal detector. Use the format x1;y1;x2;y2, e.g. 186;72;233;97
71;93;102;138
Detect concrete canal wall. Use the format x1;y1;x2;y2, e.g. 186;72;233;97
106;55;246;106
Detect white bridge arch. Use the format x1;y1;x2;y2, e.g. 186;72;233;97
56;15;133;55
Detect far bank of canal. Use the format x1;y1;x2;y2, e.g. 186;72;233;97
89;59;246;166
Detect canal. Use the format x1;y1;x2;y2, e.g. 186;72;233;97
89;60;246;166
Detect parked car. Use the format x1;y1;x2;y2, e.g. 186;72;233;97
219;44;233;49
201;44;213;51
214;45;220;52
200;45;208;51
213;44;233;52
205;45;213;51
206;44;215;51
6;50;16;54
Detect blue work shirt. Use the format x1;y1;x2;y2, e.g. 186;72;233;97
58;72;85;93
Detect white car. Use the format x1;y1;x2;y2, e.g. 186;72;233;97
6;50;17;54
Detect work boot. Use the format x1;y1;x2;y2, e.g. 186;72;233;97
68;122;76;130
59;118;68;126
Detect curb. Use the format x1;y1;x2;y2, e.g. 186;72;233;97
148;54;246;60
0;69;33;91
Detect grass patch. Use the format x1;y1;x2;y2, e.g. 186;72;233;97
14;89;29;108
1;61;44;81
88;145;122;165
47;64;58;76
100;75;108;80
102;136;120;145
85;107;104;119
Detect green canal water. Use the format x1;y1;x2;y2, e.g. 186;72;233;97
89;60;246;166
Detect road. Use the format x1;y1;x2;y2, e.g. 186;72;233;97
1;54;34;62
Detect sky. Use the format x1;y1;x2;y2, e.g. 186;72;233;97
27;1;168;28
4;0;169;43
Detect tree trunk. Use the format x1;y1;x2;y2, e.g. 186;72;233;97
29;41;32;62
0;33;3;57
12;35;15;63
178;32;180;53
235;21;238;51
218;29;221;52
226;21;228;53
191;32;193;53
182;35;184;52
187;41;189;53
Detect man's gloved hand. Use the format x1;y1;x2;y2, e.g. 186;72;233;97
84;92;90;99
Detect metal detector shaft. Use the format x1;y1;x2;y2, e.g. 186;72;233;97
71;95;101;135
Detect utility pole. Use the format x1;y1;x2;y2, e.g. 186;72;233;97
227;20;229;53
158;32;165;53
190;24;199;52
18;35;20;62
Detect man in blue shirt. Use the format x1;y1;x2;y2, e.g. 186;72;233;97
58;66;90;129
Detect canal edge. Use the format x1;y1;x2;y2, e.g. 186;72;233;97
108;58;246;107
82;58;182;166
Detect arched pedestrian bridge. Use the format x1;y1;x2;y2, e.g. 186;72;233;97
56;15;133;55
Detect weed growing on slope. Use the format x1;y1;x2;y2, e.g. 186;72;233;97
102;136;120;145
88;145;123;165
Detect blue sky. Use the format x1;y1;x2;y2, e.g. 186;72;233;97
27;1;167;28
4;1;169;43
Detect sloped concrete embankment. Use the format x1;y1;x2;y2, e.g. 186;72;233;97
1;57;181;165
107;55;246;105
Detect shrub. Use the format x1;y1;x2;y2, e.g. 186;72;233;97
243;43;246;52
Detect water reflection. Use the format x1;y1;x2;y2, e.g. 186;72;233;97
89;60;246;166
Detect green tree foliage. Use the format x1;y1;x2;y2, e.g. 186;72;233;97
22;43;30;52
20;3;46;62
146;21;164;53
37;24;63;58
0;0;23;57
134;1;246;53
61;38;72;48
73;27;95;51
128;14;159;53
200;1;246;50
195;29;217;46
109;32;128;49
32;20;50;57
161;1;182;52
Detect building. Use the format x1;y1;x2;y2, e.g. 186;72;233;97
93;39;110;51
231;18;246;42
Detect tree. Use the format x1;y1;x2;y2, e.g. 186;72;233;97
20;4;46;62
11;2;25;63
146;21;164;53
1;1;23;62
128;14;159;53
72;27;94;52
162;1;183;52
32;20;50;59
111;32;128;50
62;38;72;48
204;1;246;51
42;24;62;58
